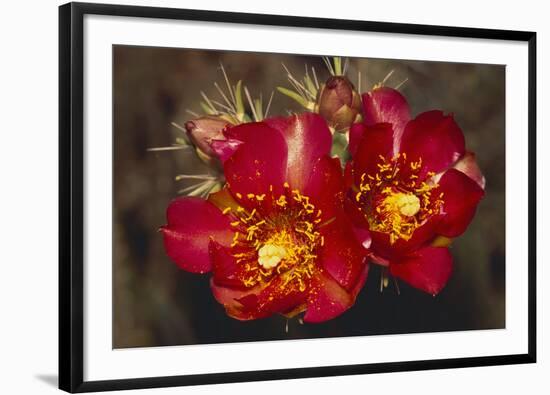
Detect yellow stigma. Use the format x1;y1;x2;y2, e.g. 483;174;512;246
393;193;421;217
258;244;287;269
374;192;422;244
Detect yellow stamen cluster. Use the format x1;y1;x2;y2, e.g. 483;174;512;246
221;185;324;291
355;153;444;244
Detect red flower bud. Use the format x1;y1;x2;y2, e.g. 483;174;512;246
184;116;230;158
316;76;362;132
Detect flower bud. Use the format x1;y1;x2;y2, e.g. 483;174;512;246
184;116;230;158
316;76;361;132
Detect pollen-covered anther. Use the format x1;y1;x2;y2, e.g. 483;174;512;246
258;244;287;269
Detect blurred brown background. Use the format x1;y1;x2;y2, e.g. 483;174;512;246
113;45;505;348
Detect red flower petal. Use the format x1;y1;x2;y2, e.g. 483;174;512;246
362;87;411;153
235;275;309;320
302;156;345;222
352;123;394;185
209;241;244;289
436;168;485;237
399;111;465;179
390;246;453;295
266;113;332;191
161;197;232;273
348;123;366;157
342;198;374;256
210;138;243;163
223;122;287;207
353;226;372;250
452;151;486;189
319;215;367;290
343;160;354;190
344;194;370;229
304;270;354;323
210;278;262;320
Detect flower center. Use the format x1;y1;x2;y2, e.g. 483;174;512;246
258;243;287;269
355;153;444;244
221;185;325;290
386;192;421;217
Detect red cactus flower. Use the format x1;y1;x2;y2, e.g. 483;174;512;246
346;87;485;295
162;113;368;322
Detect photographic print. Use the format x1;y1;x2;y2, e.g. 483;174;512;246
112;46;505;349
60;4;536;392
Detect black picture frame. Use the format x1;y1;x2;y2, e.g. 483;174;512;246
59;2;537;393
